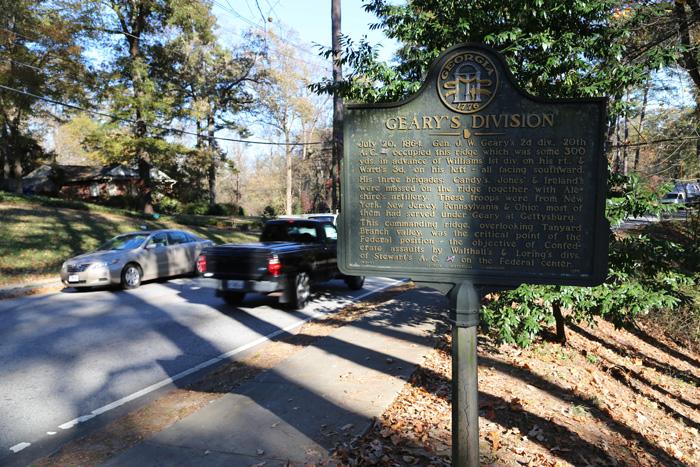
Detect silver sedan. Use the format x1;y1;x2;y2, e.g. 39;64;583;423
60;229;214;289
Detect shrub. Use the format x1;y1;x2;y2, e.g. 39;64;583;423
481;173;698;347
261;205;276;220
207;203;225;216
155;196;182;214
182;201;209;215
207;203;243;216
102;195;140;210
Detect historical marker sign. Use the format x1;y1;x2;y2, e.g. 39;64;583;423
338;43;608;286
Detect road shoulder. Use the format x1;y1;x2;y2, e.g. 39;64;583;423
32;285;446;466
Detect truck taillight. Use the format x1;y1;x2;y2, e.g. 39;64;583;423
267;256;282;277
197;254;207;273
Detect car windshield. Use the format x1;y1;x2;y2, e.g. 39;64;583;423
97;233;149;251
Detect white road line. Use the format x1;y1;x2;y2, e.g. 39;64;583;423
9;442;30;453
50;279;404;436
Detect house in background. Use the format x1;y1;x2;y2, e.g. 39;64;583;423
22;164;176;202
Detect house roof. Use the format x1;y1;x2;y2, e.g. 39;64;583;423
24;164;176;184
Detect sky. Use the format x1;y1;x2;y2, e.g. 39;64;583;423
210;1;399;156
212;0;398;64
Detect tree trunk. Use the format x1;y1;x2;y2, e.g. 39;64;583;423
633;79;650;173
128;14;153;214
695;93;700;175
11;154;22;194
208;161;217;207
552;301;567;344
285;132;293;215
331;0;342;212
613;116;621;173
623;89;629;175
7;123;23;194
135;118;153;214
207;113;217;207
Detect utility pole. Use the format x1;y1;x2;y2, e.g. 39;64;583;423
331;0;342;212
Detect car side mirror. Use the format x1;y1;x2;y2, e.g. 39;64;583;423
146;243;157;250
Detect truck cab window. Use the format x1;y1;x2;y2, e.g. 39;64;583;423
323;224;338;242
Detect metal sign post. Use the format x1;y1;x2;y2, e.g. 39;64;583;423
449;282;480;467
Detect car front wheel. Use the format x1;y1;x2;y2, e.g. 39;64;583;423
287;271;311;309
121;263;142;289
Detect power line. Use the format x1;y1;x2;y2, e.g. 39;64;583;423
214;0;259;29
0;56;42;72
253;0;268;25
0;26;128;74
2;32;329;149
217;25;329;70
609;134;700;148
263;0;282;23
0;83;327;147
0;26;53;45
211;0;326;60
242;0;258;21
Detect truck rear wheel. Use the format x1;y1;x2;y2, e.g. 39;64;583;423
345;275;365;290
222;292;246;306
287;271;310;309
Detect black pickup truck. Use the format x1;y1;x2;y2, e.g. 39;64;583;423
197;219;364;308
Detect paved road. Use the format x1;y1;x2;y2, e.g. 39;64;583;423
0;276;402;465
613;210;694;231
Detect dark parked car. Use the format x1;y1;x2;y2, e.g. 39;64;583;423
197;219;363;309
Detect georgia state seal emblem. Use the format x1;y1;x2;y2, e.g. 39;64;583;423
437;51;499;114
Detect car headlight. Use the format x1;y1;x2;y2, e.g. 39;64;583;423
88;259;120;270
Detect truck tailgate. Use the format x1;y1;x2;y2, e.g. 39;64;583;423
203;244;272;280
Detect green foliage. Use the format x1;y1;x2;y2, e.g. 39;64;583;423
606;173;675;226
0;0;91;187
261;205;277;221
154;195;181;214
207;203;244;216
482;288;556;348
482;176;698;347
179;201;245;217
313;0;668;112
182;201;210;216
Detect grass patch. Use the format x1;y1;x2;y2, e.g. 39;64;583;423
0;194;258;286
0;191;140;216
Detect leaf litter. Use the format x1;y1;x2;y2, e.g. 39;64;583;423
332;317;699;466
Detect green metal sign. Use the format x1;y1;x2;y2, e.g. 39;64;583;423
338;43;608;286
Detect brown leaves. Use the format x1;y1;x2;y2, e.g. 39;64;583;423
487;429;501;452
332;317;700;467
